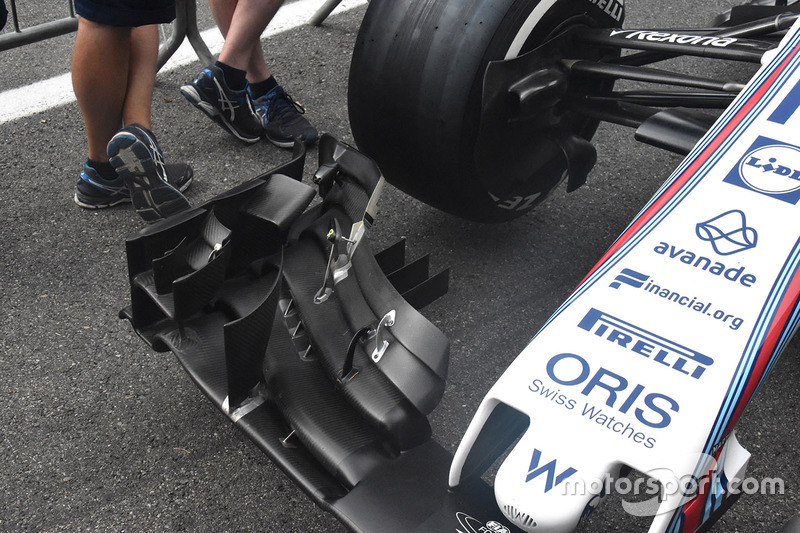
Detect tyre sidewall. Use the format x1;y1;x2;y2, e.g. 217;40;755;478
348;0;622;222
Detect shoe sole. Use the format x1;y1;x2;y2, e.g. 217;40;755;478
265;131;319;149
172;169;194;194
264;135;297;149
74;166;192;210
73;193;131;210
107;132;191;223
180;85;263;144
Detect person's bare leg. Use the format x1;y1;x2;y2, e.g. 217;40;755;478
71;17;131;161
106;24;191;222
211;0;283;83
208;0;236;36
121;24;159;129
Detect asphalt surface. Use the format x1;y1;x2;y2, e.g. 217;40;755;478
1;1;798;532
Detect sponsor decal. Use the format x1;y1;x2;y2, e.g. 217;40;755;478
456;512;511;533
609;29;738;48
696;210;758;256
524;318;702;449
610;268;648;289
578;308;714;379
544;352;679;431
526;449;578;492
529;379;578;411
455;512;511;533
587;0;624;22
652;241;757;287
527;377;660;449
610;268;745;330
724;136;800;204
484;522;510;533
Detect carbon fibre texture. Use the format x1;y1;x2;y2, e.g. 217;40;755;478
120;137;463;526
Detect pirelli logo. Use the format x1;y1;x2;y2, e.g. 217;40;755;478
577;308;714;380
587;0;624;22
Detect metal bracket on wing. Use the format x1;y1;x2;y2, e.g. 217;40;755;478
314;217;362;304
339;326;371;383
312;135;386;305
371;310;396;363
338;309;397;383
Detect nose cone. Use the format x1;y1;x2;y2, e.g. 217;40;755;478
493;434;605;532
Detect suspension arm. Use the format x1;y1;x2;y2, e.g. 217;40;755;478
563;59;745;92
581;91;736;109
574;27;775;63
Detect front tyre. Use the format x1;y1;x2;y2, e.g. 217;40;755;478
348;0;623;222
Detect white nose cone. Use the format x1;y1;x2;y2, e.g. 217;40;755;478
493;432;605;532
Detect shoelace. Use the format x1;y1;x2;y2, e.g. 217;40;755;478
266;88;306;122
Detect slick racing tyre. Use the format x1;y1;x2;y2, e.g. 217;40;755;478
348;0;623;222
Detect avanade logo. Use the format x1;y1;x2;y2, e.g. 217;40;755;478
695;210;757;256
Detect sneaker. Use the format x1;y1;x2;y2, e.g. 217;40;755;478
180;65;264;143
252;85;319;148
107;124;192;223
74;162;131;209
74;161;193;210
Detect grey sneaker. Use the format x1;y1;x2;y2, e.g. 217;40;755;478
252;85;318;148
107;124;192;222
180;65;264;143
74;161;192;210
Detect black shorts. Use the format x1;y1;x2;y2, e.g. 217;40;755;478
75;0;176;27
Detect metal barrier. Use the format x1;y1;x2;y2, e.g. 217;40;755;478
0;0;213;70
308;0;368;26
0;1;77;51
157;0;213;69
1;0;359;65
308;0;346;26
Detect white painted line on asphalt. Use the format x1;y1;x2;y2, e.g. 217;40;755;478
0;0;367;125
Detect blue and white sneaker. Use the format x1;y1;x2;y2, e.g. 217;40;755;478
252;85;319;148
180;65;264;143
107;124;192;223
74;162;131;209
74;161;193;210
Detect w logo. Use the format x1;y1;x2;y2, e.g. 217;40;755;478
526;449;577;492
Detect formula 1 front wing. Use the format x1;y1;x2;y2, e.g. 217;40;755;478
119;135;525;532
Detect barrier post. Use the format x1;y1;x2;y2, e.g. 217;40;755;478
157;0;214;71
308;0;346;27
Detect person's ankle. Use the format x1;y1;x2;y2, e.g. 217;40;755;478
87;158;117;181
248;76;278;99
215;61;247;91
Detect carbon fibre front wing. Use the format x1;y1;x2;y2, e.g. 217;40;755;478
119;135;523;532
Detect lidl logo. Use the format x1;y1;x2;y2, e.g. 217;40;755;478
724;136;800;204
